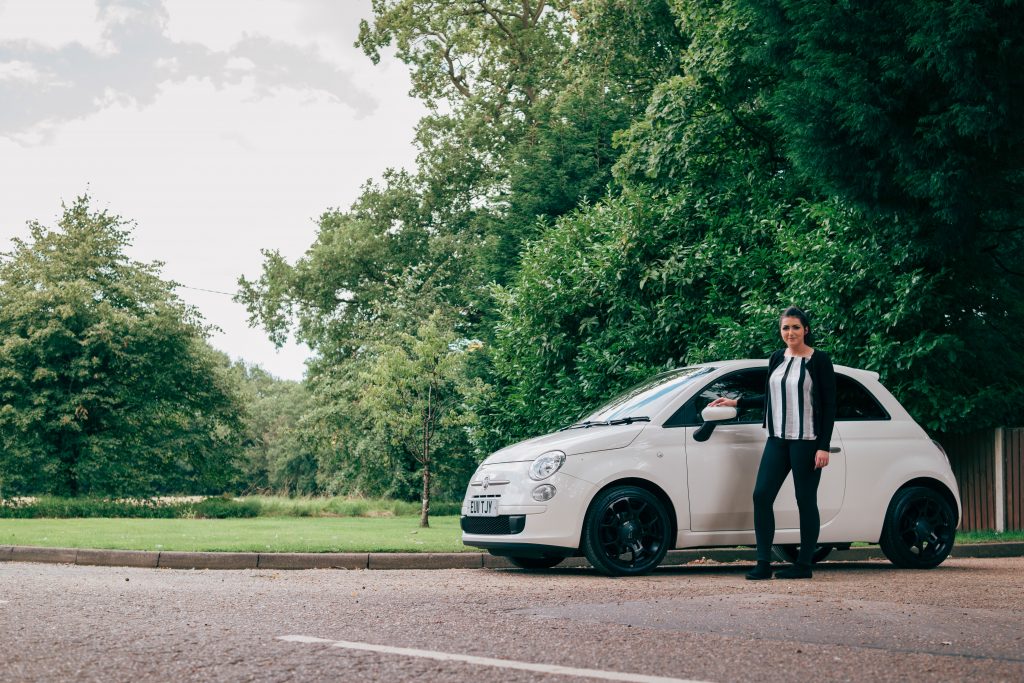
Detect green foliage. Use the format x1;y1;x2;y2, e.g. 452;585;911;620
0;495;260;519
0;197;245;496
481;0;1024;446
234;496;462;518
356;309;488;525
230;363;321;495
0;496;185;519
742;0;1024;250
191;496;261;519
239;0;1024;491
575;0;686;111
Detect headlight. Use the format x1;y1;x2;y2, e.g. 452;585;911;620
529;450;565;481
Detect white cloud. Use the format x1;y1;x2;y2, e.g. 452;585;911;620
0;0;107;50
0;0;379;141
0;59;47;82
0;0;426;380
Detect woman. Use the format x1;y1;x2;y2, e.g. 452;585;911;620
709;306;836;580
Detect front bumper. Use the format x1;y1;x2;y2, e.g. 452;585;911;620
460;460;593;552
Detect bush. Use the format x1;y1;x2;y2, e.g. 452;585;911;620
0;495;462;518
190;496;260;519
0;496;182;519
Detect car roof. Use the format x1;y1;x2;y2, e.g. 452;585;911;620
693;358;882;384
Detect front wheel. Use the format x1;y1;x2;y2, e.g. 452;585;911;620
505;556;564;570
879;486;956;568
581;486;672;577
772;543;834;564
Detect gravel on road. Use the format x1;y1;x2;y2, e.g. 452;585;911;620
1;557;1022;682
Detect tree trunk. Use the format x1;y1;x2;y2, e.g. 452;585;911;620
420;384;432;528
420;458;431;528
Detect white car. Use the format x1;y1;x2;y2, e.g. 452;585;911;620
461;360;961;576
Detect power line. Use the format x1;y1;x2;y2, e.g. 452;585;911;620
175;284;238;298
0;252;241;298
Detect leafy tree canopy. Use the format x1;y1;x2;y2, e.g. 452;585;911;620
0;196;244;496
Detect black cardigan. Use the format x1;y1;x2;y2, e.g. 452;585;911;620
737;349;837;451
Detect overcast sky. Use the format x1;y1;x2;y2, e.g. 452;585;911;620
0;0;426;380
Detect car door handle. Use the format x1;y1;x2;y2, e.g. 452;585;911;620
829;447;841;453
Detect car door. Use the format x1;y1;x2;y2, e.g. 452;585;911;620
829;373;892;506
678;368;846;532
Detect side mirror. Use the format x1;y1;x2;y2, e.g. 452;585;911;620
693;405;738;442
701;406;737;422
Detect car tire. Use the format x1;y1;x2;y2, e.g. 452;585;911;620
581;485;672;577
879;486;957;569
771;543;834;564
505;556;564;570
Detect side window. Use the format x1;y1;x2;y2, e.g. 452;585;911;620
836;375;890;420
664;369;767;427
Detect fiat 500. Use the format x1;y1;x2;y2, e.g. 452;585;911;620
461;360;960;576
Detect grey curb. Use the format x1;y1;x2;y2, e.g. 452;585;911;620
158;552;258;570
0;542;1021;571
368;552;483;570
11;546;78;564
77;548;159;568
257;553;369;570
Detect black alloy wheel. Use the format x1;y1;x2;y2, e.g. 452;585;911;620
771;543;834;564
581;485;672;576
879;486;957;569
505;556;564;570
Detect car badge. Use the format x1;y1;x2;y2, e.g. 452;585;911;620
482;475;491;490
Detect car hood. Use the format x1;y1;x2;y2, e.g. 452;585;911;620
482;424;647;465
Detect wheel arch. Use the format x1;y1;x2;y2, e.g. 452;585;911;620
894;477;961;527
583;477;679;549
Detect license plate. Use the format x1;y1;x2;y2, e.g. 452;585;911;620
468;498;499;517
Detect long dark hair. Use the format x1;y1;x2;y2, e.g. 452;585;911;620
780;306;814;346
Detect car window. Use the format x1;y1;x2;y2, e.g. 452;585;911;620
664;369;767;427
582;367;715;423
836;374;890;420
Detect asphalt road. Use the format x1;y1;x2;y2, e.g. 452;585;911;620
1;558;1022;682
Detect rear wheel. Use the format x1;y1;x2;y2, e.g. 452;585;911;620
771;543;834;564
879;486;956;568
505;556;564;570
581;486;672;577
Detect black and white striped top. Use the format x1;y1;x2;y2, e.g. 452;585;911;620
768;355;817;441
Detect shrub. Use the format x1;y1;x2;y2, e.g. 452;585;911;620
0;496;181;519
190;496;260;519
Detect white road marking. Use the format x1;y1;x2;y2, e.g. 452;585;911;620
278;635;712;683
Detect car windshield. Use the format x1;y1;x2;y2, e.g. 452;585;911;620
579;366;714;423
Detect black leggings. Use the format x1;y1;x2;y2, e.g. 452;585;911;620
753;437;822;564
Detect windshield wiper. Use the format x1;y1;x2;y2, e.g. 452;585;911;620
607;416;651;426
561;416;650;431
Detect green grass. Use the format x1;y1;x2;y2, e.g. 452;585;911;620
0;516;468;553
0;515;1018;554
956;529;1024;543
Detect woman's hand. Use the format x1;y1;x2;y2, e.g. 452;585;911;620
708;397;738;408
814;450;830;469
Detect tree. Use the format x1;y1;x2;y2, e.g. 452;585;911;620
481;0;1024;447
358;310;486;526
0;196;244;496
741;0;1024;256
230;363;320;495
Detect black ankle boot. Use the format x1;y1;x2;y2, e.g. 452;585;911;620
745;561;773;580
775;562;812;579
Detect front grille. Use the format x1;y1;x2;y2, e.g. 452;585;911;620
461;515;525;535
